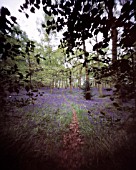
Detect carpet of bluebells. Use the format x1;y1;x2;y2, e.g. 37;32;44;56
6;87;135;141
0;87;135;170
9;87;134;126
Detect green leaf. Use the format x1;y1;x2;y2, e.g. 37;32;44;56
34;4;40;9
25;13;29;18
10;16;17;23
37;58;40;64
18;73;23;79
30;7;35;13
42;24;46;28
1;7;10;16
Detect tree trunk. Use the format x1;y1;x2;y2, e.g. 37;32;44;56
83;39;91;100
58;80;61;88
106;1;118;63
111;26;118;63
69;70;72;92
107;1;118;90
94;34;103;97
96;38;103;97
132;51;136;114
98;84;103;97
62;80;64;88
78;67;82;88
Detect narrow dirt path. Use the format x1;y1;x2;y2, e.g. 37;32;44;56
59;109;84;170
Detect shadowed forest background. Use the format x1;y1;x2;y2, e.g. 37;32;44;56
0;0;136;170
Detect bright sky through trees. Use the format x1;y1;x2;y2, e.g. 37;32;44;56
0;0;66;49
0;0;44;41
0;0;107;51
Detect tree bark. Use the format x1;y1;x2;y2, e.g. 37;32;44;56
111;26;118;63
69;70;72;92
78;67;82;88
106;0;118;63
96;35;103;97
83;39;91;100
132;51;136;114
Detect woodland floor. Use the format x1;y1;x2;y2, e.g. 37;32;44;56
0;87;136;170
58;109;84;170
0;109;84;170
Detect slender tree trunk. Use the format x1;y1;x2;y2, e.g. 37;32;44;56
55;79;58;88
58;80;61;88
98;83;103;97
83;39;91;100
66;78;68;88
66;72;69;88
28;56;32;89
106;1;118;63
50;82;53;93
53;79;55;88
78;67;82;88
132;51;136;114
96;35;103;97
62;80;64;88
92;79;95;87
69;70;72;92
111;26;118;63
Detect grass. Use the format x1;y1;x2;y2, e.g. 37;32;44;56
0;102;73;167
73;104;136;170
0;89;136;170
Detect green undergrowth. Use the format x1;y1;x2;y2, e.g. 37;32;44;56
73;104;136;170
72;104;94;135
0;104;73;160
